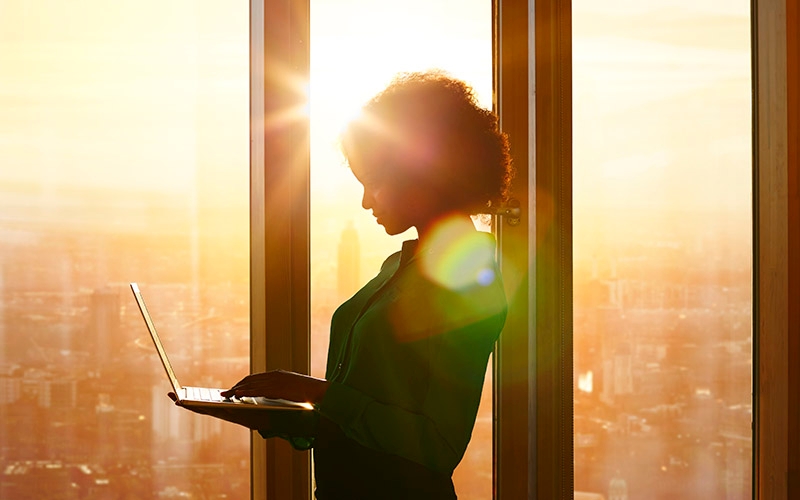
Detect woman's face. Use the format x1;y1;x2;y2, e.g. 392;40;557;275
349;154;440;236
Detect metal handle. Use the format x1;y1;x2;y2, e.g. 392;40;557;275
491;198;521;226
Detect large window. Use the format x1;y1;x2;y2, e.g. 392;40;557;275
254;0;799;497
572;2;753;497
308;1;494;497
6;0;797;498
0;2;251;497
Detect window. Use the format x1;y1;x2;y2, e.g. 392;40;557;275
248;0;800;495
0;2;251;497
4;0;795;498
308;1;494;497
572;1;753;497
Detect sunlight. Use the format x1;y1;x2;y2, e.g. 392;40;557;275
309;42;398;195
578;371;593;393
309;2;493;196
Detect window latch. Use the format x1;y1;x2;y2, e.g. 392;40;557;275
490;199;521;226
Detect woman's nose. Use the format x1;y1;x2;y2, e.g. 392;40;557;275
361;189;373;210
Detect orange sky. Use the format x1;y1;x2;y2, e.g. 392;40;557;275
0;3;752;498
0;0;752;246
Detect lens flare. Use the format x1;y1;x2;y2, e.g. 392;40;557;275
418;216;497;291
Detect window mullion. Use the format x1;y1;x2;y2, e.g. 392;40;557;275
250;1;311;499
494;0;573;498
753;0;800;497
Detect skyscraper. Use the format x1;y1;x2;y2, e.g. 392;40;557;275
608;474;629;500
90;287;121;360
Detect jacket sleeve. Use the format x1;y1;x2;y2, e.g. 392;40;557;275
257;409;319;450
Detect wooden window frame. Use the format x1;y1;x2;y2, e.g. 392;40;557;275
250;1;311;499
753;0;800;498
493;0;573;498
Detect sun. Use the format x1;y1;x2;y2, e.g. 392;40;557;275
308;41;395;195
306;3;493;195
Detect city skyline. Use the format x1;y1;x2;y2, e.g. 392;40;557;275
0;212;753;497
1;0;752;498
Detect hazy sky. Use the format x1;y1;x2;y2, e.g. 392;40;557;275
0;1;249;195
0;0;751;212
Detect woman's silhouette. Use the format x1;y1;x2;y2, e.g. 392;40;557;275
191;70;512;499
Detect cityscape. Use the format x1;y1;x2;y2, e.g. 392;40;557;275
0;198;253;499
572;208;751;499
1;1;752;498
0;193;752;499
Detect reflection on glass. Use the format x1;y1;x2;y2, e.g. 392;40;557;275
0;1;250;498
572;2;752;499
309;1;493;497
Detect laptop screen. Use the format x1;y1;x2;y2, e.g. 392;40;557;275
130;283;183;395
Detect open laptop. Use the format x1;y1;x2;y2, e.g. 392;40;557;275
130;282;312;412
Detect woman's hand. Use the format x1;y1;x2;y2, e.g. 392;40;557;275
167;391;273;430
221;370;330;405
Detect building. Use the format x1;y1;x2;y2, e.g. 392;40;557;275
37;379;77;409
90;287;121;360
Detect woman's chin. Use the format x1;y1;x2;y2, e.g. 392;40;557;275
380;224;410;237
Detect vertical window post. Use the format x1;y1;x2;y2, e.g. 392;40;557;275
250;0;311;499
753;0;800;497
494;0;573;497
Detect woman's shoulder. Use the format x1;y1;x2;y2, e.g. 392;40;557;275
414;230;503;295
389;233;507;341
379;247;405;272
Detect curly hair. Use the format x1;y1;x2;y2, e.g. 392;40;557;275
340;70;513;215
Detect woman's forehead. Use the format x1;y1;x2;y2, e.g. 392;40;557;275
349;159;393;187
348;143;392;173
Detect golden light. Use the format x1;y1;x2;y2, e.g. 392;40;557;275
418;215;498;291
308;1;492;196
578;371;594;393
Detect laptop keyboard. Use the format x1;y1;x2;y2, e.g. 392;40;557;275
184;386;224;402
182;387;292;407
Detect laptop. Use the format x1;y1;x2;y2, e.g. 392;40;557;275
130;282;312;412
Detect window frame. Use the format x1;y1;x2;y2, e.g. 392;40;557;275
250;1;311;499
493;0;573;498
248;0;800;498
753;0;800;497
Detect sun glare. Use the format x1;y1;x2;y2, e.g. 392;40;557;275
309;2;492;195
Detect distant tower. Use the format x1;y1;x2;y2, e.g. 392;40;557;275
38;379;77;408
613;342;634;396
151;383;220;443
95;393;116;465
608;473;629;500
151;383;191;441
0;376;20;405
90;287;121;359
337;221;360;301
601;341;633;405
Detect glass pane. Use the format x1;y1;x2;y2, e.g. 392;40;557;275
0;2;250;498
309;1;493;497
572;2;752;499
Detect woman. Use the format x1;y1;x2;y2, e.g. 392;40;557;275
220;71;513;499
